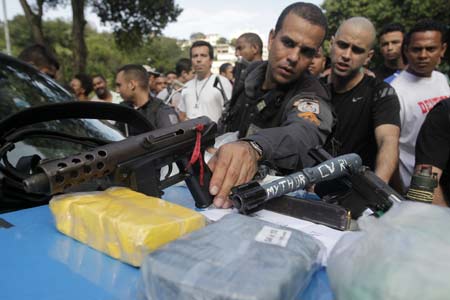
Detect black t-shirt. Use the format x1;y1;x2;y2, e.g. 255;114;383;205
373;64;400;80
325;74;400;169
416;98;450;202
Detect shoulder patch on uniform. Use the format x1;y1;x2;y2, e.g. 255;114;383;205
297;112;321;126
293;98;320;114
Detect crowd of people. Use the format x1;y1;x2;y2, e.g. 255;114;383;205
16;2;449;208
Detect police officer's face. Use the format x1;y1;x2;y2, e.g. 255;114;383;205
404;31;447;77
115;71;134;102
235;38;257;62
266;13;325;88
380;31;404;61
191;46;212;79
330;24;374;78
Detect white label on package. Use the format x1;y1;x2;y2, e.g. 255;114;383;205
254;225;292;248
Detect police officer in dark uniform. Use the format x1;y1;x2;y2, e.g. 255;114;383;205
210;2;333;208
115;64;179;135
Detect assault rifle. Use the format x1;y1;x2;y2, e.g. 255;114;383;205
23;116;217;208
309;147;403;218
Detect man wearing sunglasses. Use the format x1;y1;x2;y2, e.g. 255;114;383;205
324;17;400;183
211;2;333;208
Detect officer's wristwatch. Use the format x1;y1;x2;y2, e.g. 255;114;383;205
247;140;263;160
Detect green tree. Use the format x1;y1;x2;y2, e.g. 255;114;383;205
19;0;60;47
0;15;33;55
217;37;228;44
71;0;87;73
322;0;450;72
190;32;206;40
92;0;182;49
322;0;449;37
1;17;188;84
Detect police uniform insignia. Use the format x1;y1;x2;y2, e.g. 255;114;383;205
297;112;321;126
294;99;320;114
257;100;266;112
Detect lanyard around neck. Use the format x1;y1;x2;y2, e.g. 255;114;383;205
195;75;212;108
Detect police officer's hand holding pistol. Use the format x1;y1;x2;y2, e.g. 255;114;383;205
208;141;261;208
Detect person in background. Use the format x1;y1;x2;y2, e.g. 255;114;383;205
324;17;400;183
178;41;232;123
91;74;123;104
161;58;195;114
115;64;178;134
220;62;234;84
152;74;167;97
415;98;450;207
18;44;59;79
389;19;449;193
308;47;327;77
234;32;264;85
235;32;263;63
373;23;406;80
165;71;177;86
70;73;93;101
143;65;161;98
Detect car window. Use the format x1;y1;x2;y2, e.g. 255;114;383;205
0;55;124;164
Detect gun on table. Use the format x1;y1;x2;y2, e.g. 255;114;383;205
231;153;362;213
23;117;217;208
309;147;403;218
230;154;362;230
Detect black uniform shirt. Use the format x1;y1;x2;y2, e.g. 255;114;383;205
119;97;179;135
226;61;334;172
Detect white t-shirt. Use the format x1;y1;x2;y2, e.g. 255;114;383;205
91;91;123;104
179;74;232;123
390;70;450;190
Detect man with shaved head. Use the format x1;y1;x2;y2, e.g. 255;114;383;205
115;64;179;134
324;17;401;183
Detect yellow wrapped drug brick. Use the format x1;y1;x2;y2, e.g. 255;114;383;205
49;187;205;267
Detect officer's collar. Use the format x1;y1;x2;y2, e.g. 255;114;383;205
136;95;153;110
244;61;268;99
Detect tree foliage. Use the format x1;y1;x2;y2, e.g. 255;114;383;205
322;0;450;72
217;37;228;44
322;0;450;38
92;0;182;48
190;32;206;40
1;16;188;85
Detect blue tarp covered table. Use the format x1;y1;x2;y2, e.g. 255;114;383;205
0;186;334;300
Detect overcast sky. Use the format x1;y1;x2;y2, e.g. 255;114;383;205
1;1;323;42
